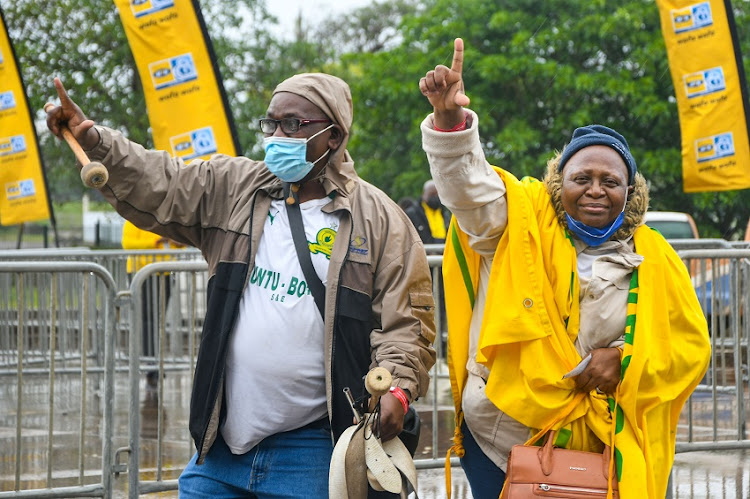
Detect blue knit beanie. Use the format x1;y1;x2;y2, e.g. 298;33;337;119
558;125;637;185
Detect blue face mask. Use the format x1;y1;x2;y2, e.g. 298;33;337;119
565;204;626;247
263;124;334;182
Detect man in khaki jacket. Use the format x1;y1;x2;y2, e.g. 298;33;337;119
47;73;436;499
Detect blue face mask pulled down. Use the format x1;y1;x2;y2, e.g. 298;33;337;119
565;205;626;247
263;124;334;182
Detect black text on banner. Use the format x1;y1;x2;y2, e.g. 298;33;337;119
0;7;53;225
114;0;239;160
656;0;750;192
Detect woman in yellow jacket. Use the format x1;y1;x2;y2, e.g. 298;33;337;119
419;39;710;499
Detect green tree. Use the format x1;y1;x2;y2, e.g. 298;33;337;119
4;0;749;238
315;0;418;54
340;0;750;237
332;2;433;203
208;7;335;158
1;0;330;203
2;0;147;203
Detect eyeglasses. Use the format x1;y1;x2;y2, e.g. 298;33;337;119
259;118;332;135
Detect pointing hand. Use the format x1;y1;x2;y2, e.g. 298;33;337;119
419;38;470;129
45;77;99;150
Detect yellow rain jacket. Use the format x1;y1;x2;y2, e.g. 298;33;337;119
443;167;710;498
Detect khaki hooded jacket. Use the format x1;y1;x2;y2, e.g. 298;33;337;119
85;74;436;463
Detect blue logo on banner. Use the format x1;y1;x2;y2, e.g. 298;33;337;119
6;179;35;200
149;53;198;90
131;0;174;18
684;67;725;98
0;134;26;156
0;91;16;111
170;127;217;160
672;2;713;34
695;132;735;162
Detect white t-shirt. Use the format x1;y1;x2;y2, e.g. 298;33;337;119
221;197;340;454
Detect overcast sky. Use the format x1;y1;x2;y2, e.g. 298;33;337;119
264;0;372;39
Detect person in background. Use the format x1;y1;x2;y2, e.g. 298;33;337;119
121;220;184;387
419;38;710;499
402;179;451;245
47;72;435;499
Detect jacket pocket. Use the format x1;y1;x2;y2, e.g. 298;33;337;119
410;290;436;344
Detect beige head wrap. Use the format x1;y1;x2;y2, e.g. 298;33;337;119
272;73;353;168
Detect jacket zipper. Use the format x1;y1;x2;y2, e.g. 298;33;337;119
328;209;352;442
536;483;610;496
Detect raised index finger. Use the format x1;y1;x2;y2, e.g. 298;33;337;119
451;38;464;75
53;77;73;109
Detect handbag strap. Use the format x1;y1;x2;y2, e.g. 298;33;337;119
284;182;326;318
524;391;587;446
539;429;612;478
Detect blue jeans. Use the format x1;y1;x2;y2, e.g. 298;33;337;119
459;421;506;499
178;424;333;499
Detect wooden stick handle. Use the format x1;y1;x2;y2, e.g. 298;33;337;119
365;367;392;412
44;103;91;165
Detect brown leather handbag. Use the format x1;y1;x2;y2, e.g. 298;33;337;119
503;430;619;498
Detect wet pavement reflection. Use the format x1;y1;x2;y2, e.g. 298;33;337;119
672;450;750;499
2;365;750;498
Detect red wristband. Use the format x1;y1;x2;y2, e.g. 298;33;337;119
433;112;468;132
389;386;409;414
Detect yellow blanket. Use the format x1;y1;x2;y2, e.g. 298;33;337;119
443;167;710;498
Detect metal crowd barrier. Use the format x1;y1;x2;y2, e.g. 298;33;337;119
1;245;749;498
117;261;207;496
676;249;750;453
0;248;205;293
0;262;117;499
0;248;208;367
117;257;455;496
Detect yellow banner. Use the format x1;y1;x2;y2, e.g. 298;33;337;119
0;10;51;225
657;0;750;192
114;0;238;159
